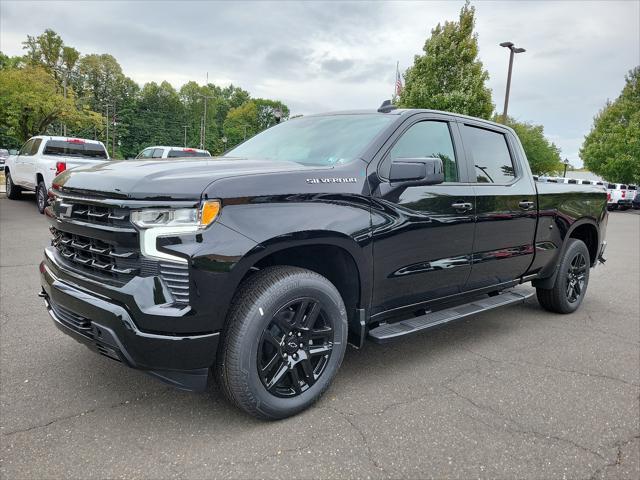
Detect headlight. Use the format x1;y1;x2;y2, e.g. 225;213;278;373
131;200;220;230
130;200;221;264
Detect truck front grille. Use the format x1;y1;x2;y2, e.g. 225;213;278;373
51;227;139;281
50;194;192;305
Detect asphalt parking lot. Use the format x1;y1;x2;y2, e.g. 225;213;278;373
1;194;638;479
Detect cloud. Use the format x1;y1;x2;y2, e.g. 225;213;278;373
1;0;638;166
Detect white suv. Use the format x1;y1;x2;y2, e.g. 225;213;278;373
4;136;110;213
134;146;211;159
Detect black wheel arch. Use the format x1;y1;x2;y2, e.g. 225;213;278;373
533;217;601;289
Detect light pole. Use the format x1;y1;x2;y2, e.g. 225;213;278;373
500;41;526;122
197;93;215;149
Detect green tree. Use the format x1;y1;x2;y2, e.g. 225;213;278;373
580;67;640;184
399;1;494;118
0;66;100;142
500;117;563;175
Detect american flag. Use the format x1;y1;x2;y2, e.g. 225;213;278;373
395;62;403;97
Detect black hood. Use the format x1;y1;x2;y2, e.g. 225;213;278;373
54;157;320;200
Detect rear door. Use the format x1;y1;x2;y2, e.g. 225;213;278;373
459;122;537;290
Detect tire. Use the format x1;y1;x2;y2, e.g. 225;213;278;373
5;170;21;200
216;266;348;420
36;179;48;214
536;238;590;314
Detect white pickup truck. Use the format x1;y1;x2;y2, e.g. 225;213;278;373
4;136;110;213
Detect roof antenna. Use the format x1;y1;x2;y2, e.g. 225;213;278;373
377;100;397;113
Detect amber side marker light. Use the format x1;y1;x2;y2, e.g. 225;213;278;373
200;200;221;227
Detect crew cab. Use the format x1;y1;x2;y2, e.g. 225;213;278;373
134;146;211;159
39;107;608;419
4;136;110;213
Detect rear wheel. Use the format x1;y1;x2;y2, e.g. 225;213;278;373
36;179;47;214
536;238;590;314
5;171;21;200
216;266;348;420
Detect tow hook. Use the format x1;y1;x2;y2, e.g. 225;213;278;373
38;290;48;299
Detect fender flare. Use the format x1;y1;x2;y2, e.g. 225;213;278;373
532;217;600;289
231;229;371;311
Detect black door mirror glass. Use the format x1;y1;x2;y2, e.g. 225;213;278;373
388;157;444;185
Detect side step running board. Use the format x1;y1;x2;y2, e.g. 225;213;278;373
368;289;534;343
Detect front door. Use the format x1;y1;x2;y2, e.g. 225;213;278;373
459;122;538;289
369;116;476;316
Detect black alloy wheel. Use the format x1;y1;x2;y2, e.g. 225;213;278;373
536;238;590;314
258;298;333;397
216;266;348;419
566;252;587;303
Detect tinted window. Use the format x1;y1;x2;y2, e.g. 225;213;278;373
629;186;637;190
621;185;628;189
568;179;578;184
463;126;515;184
137;149;154;159
383;121;458;182
168;149;211;158
225;114;394;166
19;140;34;156
152;148;165;158
43;140;108;159
31;139;42;155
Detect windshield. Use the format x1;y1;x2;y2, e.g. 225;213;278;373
224;114;394;166
43;140;108;159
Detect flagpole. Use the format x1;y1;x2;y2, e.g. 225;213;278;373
394;61;399;103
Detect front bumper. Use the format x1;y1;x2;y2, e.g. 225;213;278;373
40;254;219;391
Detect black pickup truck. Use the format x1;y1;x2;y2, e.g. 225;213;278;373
40;106;608;419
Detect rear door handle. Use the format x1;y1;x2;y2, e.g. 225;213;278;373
519;200;535;210
451;202;473;212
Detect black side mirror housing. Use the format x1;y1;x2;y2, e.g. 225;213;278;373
388;157;444;186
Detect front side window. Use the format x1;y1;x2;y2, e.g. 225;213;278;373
137;149;154;159
152;148;165;158
382;121;458;182
462;125;515;184
19;139;34;156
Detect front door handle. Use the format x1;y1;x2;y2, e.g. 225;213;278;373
451;202;473;212
519;200;535;210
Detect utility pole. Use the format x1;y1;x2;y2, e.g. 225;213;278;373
105;104;110;154
112;102;116;159
62;71;68;136
500;42;526;122
198;94;215;149
183;125;188;147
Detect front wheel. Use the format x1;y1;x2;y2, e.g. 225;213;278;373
36;179;48;214
536;238;590;314
216;266;348;420
5;171;22;200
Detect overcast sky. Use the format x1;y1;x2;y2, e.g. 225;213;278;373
1;1;639;165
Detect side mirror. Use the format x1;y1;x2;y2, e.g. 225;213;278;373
388;157;444;186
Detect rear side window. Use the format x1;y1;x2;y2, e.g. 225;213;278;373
43;140;108;159
382;121;458;182
568;179;578;184
462;125;515;184
167;149;211;158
